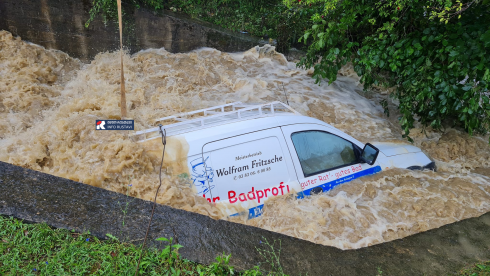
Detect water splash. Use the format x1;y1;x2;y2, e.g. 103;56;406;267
1;30;489;249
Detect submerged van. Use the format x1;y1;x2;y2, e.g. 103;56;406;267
132;102;435;219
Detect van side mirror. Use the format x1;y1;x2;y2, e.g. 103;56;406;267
360;143;379;165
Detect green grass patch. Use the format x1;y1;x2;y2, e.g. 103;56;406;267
0;216;276;275
457;261;490;276
4;215;490;275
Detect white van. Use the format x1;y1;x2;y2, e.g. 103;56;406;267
132;102;435;219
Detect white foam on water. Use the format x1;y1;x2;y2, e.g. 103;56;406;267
1;30;489;249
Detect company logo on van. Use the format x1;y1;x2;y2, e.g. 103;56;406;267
190;156;215;197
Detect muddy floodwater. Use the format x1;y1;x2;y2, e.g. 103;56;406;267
1;30;490;249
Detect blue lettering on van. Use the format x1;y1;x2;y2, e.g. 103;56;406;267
229;204;264;219
248;204;264;219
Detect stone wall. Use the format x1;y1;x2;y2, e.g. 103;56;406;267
0;0;265;62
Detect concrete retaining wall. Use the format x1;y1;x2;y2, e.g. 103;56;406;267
0;0;266;62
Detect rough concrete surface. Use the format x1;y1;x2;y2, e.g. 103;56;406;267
1;161;490;275
0;0;267;62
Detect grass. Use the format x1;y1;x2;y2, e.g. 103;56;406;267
4;215;489;276
457;262;490;276
0;216;271;275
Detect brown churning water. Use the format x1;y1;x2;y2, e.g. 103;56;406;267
1;30;489;249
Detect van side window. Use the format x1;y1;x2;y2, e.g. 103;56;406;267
291;131;357;177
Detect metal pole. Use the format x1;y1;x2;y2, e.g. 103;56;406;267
117;0;127;118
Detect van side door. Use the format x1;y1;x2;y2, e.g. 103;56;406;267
201;127;300;218
281;124;381;197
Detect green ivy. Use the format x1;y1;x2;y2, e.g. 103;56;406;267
85;0;165;28
85;0;320;52
294;0;490;142
85;0;119;27
163;0;319;51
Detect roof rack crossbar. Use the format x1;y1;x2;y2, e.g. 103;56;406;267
130;101;300;142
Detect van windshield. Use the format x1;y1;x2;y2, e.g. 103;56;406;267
291;131;357;177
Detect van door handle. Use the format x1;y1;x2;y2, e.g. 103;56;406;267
311;187;323;194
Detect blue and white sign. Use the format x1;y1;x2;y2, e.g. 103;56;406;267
96;120;134;130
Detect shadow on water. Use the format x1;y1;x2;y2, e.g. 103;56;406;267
0;0;268;62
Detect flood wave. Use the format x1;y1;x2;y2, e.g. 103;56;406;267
1;30;489;249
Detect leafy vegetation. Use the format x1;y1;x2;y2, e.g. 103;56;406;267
255;238;283;275
458;261;490;275
0;216;277;275
85;0;164;27
85;0;490;141
3;216;490;275
166;0;317;52
291;0;490;141
85;0;318;52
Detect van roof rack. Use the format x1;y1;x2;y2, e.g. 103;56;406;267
130;101;300;142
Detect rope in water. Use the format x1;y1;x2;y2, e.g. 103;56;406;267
135;125;166;275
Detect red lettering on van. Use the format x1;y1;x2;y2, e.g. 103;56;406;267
301;179;319;190
239;193;247;202
247;187;256;200
228;190;237;203
318;174;329;182
257;190;265;203
279;183;285;195
351;164;362;173
335;168;352;179
204;194;220;203
227;182;291;204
